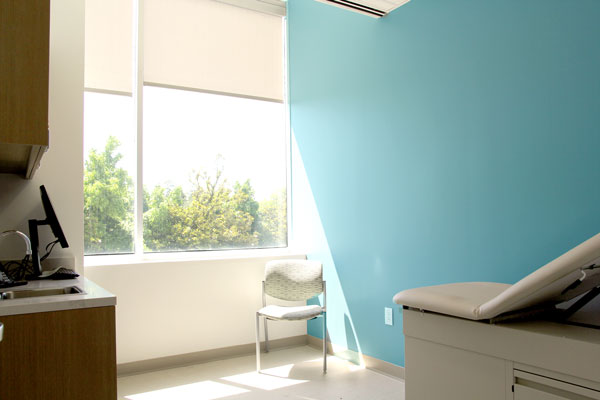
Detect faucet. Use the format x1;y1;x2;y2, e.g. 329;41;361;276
0;230;32;256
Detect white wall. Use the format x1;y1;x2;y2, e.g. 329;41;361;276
0;1;307;367
0;0;84;273
86;254;307;364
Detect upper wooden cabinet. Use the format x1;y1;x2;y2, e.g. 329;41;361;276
0;0;50;179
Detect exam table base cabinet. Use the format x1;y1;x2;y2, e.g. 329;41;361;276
0;306;117;400
403;309;600;400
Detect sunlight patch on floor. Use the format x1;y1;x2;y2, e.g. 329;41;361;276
221;363;308;391
124;380;249;400
305;355;365;371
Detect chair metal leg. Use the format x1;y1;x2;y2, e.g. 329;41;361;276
264;317;269;353
323;311;327;373
255;312;261;372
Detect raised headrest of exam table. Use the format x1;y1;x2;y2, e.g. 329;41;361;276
393;233;600;323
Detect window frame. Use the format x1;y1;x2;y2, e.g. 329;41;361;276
83;0;291;262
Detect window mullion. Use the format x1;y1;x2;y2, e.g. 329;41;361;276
133;0;144;255
283;17;291;249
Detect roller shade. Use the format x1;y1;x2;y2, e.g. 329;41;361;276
144;0;284;102
85;0;133;94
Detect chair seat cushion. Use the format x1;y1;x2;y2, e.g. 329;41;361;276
258;304;323;321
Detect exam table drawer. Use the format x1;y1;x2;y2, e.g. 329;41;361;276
514;370;600;400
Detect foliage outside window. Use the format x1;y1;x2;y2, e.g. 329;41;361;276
83;135;286;254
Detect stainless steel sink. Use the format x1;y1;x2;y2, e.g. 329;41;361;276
0;286;83;300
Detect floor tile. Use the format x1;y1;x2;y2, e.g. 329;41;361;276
118;346;405;400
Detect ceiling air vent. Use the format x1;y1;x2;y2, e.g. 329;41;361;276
316;0;410;18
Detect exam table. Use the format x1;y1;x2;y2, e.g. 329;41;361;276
394;233;600;400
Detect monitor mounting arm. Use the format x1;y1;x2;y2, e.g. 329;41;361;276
28;218;47;277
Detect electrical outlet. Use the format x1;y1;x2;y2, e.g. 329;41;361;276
385;307;393;326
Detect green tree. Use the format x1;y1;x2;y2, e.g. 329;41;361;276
143;160;260;251
143;185;187;251
182;165;258;249
257;189;287;247
84;136;134;254
85;145;287;253
234;180;259;232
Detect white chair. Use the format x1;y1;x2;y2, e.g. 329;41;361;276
255;259;327;373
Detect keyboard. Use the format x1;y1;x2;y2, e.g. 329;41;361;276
0;271;27;288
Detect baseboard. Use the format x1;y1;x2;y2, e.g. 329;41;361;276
117;335;308;377
307;335;405;380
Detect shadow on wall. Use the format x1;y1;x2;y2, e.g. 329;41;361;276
291;131;366;366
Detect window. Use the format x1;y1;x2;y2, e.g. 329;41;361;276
84;0;287;256
83;92;136;255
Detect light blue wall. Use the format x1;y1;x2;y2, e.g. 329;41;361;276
288;0;600;366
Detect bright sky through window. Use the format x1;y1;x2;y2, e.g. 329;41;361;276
84;88;286;202
143;86;286;201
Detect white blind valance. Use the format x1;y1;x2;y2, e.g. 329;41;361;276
84;0;133;94
143;0;284;102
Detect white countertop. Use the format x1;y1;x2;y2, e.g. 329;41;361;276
0;277;116;316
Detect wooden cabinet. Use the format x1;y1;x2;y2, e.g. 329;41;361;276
0;306;117;400
0;0;50;178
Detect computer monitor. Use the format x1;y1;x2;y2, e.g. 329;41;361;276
28;185;69;277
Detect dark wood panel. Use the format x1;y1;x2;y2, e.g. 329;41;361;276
0;307;117;400
0;0;50;146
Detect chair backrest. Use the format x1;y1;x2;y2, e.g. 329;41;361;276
264;259;323;301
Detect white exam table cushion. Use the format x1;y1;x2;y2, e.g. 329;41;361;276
393;282;511;320
393;233;600;320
